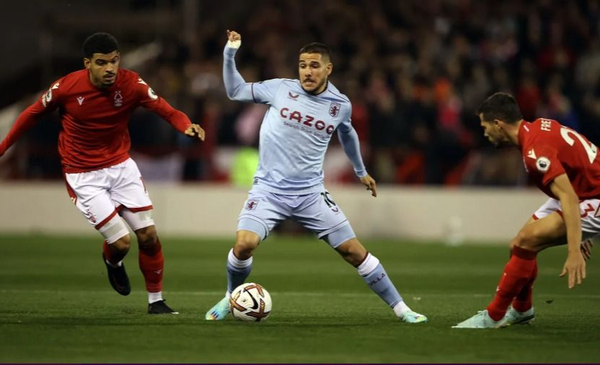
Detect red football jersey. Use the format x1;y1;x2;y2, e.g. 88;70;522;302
0;68;191;173
519;118;600;199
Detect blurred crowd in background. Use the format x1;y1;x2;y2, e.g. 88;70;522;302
2;0;600;186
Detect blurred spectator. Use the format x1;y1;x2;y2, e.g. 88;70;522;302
3;0;600;187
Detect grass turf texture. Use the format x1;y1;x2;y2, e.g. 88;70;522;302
0;234;599;363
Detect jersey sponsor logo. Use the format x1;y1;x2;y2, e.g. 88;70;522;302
76;96;85;106
280;107;335;134
329;102;341;117
114;91;123;107
527;149;537;159
288;91;299;100
535;156;551;173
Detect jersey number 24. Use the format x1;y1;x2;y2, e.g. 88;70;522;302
561;127;598;164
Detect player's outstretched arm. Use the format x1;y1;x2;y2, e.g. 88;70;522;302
337;123;375;196
0;98;54;157
223;30;257;102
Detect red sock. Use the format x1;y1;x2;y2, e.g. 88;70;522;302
486;246;537;321
512;260;537;312
102;240;126;265
139;238;164;293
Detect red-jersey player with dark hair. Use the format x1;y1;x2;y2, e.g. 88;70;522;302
453;92;595;328
0;32;205;315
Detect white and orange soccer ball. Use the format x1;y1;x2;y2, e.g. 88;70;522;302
229;283;272;322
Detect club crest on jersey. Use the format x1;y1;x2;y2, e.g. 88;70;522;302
114;91;123;107
245;200;259;210
329;102;341;117
536;156;551;173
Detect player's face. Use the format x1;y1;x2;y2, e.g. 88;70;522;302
299;53;332;95
84;51;120;88
479;114;509;147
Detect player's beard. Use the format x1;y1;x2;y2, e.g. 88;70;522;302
302;78;327;95
101;73;117;87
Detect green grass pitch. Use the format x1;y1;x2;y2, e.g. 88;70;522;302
0;234;599;363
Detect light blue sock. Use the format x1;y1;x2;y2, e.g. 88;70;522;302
358;253;403;308
226;249;252;293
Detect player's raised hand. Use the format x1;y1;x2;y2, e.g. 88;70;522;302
560;252;586;288
185;123;205;141
226;30;242;49
360;174;377;197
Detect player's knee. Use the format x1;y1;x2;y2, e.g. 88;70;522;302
234;232;260;258
512;229;537;250
112;234;131;254
336;238;367;267
136;225;158;247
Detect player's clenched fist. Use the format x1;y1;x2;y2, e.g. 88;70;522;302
226;30;242;49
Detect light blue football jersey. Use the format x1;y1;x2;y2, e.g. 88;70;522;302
224;46;367;194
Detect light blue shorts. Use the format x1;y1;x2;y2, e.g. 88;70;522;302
238;186;356;248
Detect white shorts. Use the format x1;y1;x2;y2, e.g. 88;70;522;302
64;158;154;231
533;197;600;240
237;185;355;247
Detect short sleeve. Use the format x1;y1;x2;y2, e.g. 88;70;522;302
135;77;161;106
525;143;565;187
39;79;63;111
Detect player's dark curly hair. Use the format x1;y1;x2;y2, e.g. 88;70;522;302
476;92;523;124
82;32;119;59
299;42;332;62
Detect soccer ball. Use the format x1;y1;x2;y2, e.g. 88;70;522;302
229;283;272;322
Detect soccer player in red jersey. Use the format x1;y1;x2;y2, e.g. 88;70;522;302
453;92;594;328
0;33;205;314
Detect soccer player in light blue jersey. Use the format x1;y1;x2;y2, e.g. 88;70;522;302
205;30;427;323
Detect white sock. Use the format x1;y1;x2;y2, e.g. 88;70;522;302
393;301;412;317
228;249;253;268
148;291;163;304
